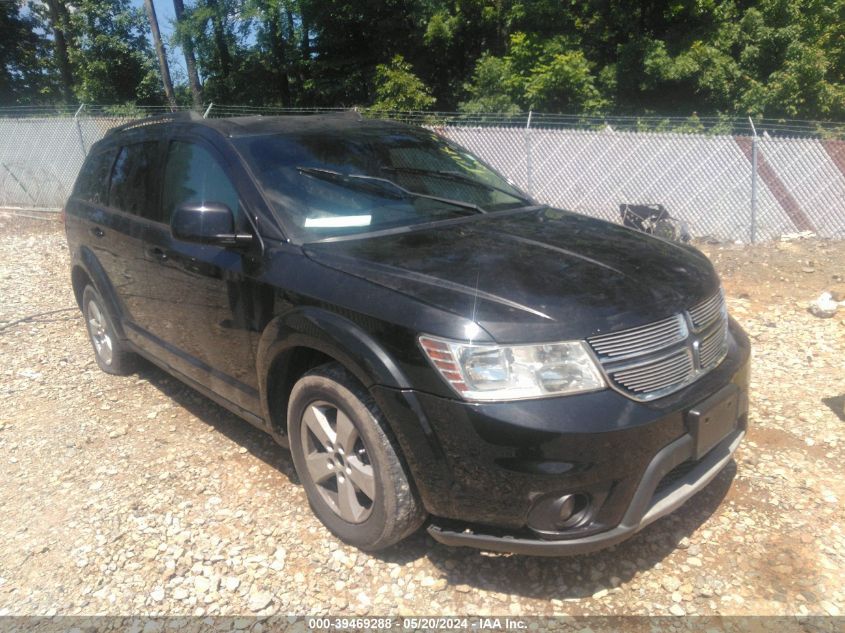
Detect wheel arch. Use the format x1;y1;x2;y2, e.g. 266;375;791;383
256;307;412;445
71;247;127;338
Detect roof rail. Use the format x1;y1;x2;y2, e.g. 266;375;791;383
105;110;203;136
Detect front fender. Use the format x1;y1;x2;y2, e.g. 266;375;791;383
257;306;411;389
255;306;413;439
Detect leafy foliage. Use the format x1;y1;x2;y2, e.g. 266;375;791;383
370;55;435;112
3;0;845;120
1;1;57;104
67;0;162;103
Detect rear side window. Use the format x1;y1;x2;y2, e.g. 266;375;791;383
162;141;240;225
74;149;114;204
108;141;160;219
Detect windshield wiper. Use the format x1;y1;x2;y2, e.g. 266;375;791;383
296;166;485;214
380;166;534;205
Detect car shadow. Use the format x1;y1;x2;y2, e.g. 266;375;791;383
134;359;301;485
371;461;737;597
822;394;845;422
132;357;738;590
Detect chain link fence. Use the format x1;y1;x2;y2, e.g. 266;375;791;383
2;106;844;242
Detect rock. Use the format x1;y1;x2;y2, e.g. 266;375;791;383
821;601;841;617
224;577;240;592
194;576;212;594
432;579;448;592
150;587;165;602
662;576;681;592
248;591;273;612
669;604;686;616
809;292;841;318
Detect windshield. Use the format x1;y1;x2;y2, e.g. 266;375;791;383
234;125;531;241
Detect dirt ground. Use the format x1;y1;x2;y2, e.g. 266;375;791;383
0;214;843;619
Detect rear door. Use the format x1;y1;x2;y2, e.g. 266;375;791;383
66;146;121;297
69;139;164;331
104;139;166;327
132;134;261;413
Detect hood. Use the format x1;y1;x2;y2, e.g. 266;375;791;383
303;208;720;343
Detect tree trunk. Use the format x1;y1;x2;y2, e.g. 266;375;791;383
172;0;203;109
45;0;74;102
143;0;177;109
268;9;291;106
284;7;304;99
300;12;310;61
205;0;232;77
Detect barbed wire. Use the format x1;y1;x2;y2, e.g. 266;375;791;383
2;104;845;138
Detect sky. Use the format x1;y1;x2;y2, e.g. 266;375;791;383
132;0;189;82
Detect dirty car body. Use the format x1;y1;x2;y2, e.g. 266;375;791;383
64;113;750;555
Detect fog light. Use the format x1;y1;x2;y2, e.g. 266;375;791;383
527;493;591;533
553;494;589;528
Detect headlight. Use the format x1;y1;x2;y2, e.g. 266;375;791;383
419;335;606;401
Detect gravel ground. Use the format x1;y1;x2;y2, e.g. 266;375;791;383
0;215;843;618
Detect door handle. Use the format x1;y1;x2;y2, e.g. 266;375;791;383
149;247;168;262
90;227;105;238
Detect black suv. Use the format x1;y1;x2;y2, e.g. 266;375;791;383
65;112;750;555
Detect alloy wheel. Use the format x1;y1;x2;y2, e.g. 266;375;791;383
86;300;113;365
300;401;376;523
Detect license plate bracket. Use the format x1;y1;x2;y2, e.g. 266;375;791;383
687;384;740;460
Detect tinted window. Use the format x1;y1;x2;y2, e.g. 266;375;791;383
162;141;240;225
108;141;160;219
74;149;114;204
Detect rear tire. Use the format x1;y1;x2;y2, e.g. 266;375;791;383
82;285;136;375
288;362;426;551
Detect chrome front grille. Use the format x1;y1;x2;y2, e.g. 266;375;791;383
612;348;695;395
689;290;726;331
699;319;728;369
588;290;729;401
588;314;688;360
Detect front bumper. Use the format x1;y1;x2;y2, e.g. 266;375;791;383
371;318;750;555
427;423;744;556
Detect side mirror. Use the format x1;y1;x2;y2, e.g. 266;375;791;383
171;202;253;247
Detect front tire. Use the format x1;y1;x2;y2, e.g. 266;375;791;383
82;285;136;375
288;363;426;551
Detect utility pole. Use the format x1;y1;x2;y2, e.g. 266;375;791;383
143;0;177;110
172;0;204;110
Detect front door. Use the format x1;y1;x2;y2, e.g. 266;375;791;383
132;137;261;413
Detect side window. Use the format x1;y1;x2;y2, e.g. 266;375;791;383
162;141;240;226
108;141;160;220
74;149;114;204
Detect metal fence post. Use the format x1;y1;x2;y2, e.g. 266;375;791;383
748;117;758;244
74;103;88;158
525;110;533;196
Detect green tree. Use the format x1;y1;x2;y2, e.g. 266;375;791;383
299;0;424;105
0;1;55;104
461;32;607;113
66;0;162;104
459;54;520;114
370;55;434;111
